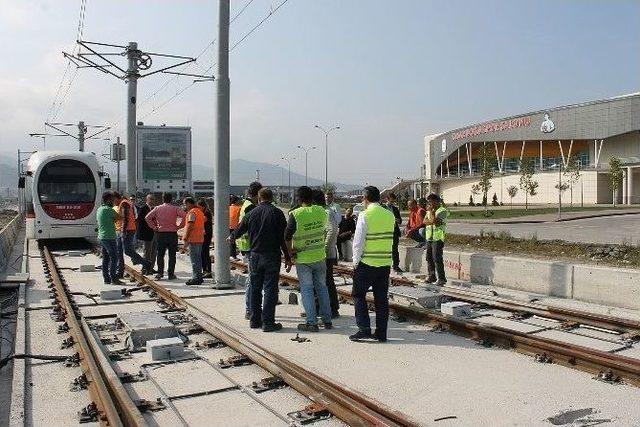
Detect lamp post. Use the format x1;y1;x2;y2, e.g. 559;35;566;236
314;124;340;189
281;156;295;201
297;145;316;186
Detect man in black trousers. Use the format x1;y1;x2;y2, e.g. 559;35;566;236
349;186;396;343
385;193;403;273
230;188;292;332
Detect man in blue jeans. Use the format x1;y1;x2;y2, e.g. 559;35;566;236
96;191;124;286
230;188;291;332
285;186;332;332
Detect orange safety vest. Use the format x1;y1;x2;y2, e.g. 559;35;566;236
186;207;205;244
229;204;241;229
118;199;137;232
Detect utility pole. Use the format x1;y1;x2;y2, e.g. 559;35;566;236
281;156;295;204
63;40;204;196
125;42;139;195
255;169;260;181
116;137;122;192
314;124;340;188
77;121;86;151
297;145;316;186
213;0;231;288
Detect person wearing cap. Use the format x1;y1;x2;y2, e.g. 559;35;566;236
423;193;449;286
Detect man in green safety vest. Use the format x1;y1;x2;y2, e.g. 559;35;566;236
349;186;396;342
236;181;263;319
285;186;333;332
423;193;449;286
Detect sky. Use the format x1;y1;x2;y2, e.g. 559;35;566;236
0;0;638;188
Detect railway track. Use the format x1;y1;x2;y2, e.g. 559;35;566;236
229;259;640;387
39;243;419;426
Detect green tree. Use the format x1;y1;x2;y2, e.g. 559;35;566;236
506;185;518;209
519;158;539;210
564;155;581;207
476;143;495;216
609;156;624;206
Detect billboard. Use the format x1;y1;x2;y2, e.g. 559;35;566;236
137;126;192;193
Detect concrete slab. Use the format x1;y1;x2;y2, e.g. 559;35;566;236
188;294;640;425
146;359;235;396
616;346;640;361
570;326;624;343
572;264;640;310
473;316;550;334
531;329;627;353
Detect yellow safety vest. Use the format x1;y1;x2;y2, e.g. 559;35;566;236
291;205;327;264
361;204;395;267
425;206;449;241
236;200;253;252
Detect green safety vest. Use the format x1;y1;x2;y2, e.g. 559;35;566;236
291;205;327;264
361;204;396;267
236;200;253;252
425;206;449;242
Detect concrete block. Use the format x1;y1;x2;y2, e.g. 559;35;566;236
389;285;444;309
461;252;572;298
100;288;124;300
147;337;184;361
442;251;461;279
119;312;179;350
401;246;425;273
441;301;472;317
79;264;96;272
572;264;640;310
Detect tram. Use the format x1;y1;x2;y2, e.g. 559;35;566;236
20;151;110;239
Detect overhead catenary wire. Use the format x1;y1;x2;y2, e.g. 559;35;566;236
137;0;290;121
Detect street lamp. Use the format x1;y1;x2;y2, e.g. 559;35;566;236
297;145;316;186
314;124;340;188
281;155;295;193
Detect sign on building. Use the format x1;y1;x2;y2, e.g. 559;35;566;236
136;126;192;193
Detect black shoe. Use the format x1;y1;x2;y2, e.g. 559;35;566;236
245;312;251;320
434;279;447;286
250;322;263;329
168;274;177;280
322;322;333;330
154;273;163;280
349;329;373;341
203;272;213;279
103;280;112;285
373;330;387;342
297;323;319;332
185;279;203;286
393;266;404;273
425;276;437;284
262;323;282;332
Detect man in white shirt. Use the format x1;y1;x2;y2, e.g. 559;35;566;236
325;191;342;225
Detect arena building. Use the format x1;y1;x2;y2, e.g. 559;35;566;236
423;93;640;205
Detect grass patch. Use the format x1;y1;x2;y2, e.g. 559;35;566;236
445;232;640;268
449;206;629;219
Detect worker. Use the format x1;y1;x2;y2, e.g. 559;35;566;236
112;192;125;279
285;186;332;332
136;194;157;274
117;192;152;275
314;189;340;318
405;199;426;248
337;206;356;261
145;192;186;281
228;195;241;259
325;190;342;225
384;193;403;273
182;197;206;286
97;191;124;286
236;182;263;319
197;199;213;279
350;186;395;342
423;193;449;286
230;188;291;332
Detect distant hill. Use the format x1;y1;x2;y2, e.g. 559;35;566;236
193;159;360;192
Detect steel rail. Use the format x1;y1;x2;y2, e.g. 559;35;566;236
230;259;640;387
42;246;147;427
124;265;420;427
333;265;640;335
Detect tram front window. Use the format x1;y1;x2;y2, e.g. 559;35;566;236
38;159;96;204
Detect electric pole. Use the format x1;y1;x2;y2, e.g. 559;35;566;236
78;121;86;151
38;121;110;152
213;0;231;288
63;40;207;196
314;124;340;188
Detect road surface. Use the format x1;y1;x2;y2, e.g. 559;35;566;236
447;213;640;245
